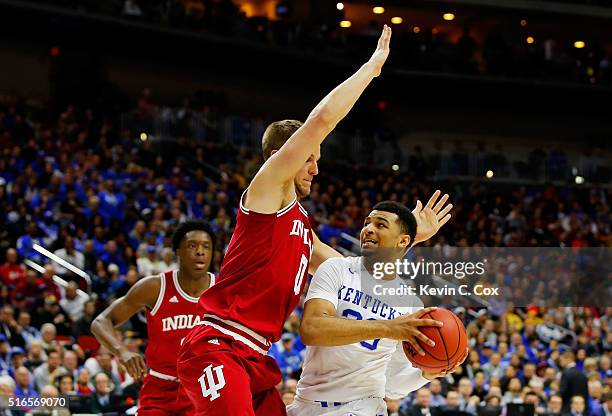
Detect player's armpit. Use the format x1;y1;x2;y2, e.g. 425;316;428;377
309;233;342;275
91;276;160;359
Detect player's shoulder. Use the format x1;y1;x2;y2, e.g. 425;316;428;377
318;256;360;273
130;273;163;301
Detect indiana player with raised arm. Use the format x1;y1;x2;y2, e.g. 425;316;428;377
289;199;468;416
177;26;440;416
91;220;216;416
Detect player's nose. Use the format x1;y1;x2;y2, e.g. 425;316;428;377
309;160;319;176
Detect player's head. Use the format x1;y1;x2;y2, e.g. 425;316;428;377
262;120;319;199
360;201;417;257
172;220;215;276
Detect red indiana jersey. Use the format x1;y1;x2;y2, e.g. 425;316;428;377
145;270;215;378
199;193;313;343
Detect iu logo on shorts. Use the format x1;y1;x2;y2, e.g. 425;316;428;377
198;364;226;401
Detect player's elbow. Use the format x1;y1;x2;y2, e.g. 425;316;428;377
90;315;107;337
307;108;334;132
299;318;317;345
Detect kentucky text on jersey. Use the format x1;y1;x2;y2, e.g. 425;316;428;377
337;285;402;320
161;314;205;332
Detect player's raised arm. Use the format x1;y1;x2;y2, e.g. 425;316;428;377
247;26;392;213
91;276;160;380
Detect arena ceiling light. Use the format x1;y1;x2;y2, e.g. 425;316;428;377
391;17;403;24
373;6;385;14
336;2;344;10
443;13;455;21
574;41;586;49
520;19;528;27
413;26;421;33
340;20;352;28
526;36;535;44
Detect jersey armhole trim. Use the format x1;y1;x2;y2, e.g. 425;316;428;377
240;188;298;216
150;273;166;316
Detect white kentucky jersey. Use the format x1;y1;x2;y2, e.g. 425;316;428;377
296;256;430;403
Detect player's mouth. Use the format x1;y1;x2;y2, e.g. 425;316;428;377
361;238;378;248
194;261;207;269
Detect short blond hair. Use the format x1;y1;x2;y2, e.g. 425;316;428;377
261;120;303;160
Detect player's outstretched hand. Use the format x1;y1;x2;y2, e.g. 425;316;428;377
423;347;469;380
120;350;148;381
368;25;392;77
412;190;453;245
387;307;443;355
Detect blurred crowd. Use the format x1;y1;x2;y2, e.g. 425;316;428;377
0;92;610;414
32;0;612;86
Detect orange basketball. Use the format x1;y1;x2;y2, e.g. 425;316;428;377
403;308;468;373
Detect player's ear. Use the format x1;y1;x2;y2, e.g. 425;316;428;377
270;149;279;157
398;234;411;248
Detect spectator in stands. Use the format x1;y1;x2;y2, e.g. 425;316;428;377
458;377;479;414
525;391;547;415
560;351;589;413
0;305;24;349
0;248;25;287
599;392;612;416
24;340;46;371
13;366;37;399
39;323;58;352
75;368;93;396
59;282;87;322
52;236;84;277
429;379;446;407
0;374;16;406
32;385;70;416
588;380;604;415
386;398;402;416
474;369;489;400
73;300;96;337
547;394;564;416
407;388;433;416
33;349;66;392
136;245;159;276
569;395;587;416
84;347;123;394
62;349;79;381
278;332;302;379
483;352;506;380
17;312;40;348
57;374;75;395
90;372;119;413
9;347;26;375
503;378;524;405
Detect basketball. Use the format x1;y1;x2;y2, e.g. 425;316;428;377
403;308;468;373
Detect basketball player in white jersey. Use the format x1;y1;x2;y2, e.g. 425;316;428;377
288;197;467;416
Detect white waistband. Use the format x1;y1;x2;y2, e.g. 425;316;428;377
149;369;178;382
203;314;271;355
204;314;270;347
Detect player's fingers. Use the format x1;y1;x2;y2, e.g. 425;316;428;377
378;25;387;48
426;190;441;209
437;204;453;219
136;358;148;378
438;213;452;228
413;199;423;215
407;340;427;356
414;306;437;317
432;193;449;213
414;330;436;347
413;318;444;328
385;25;392;48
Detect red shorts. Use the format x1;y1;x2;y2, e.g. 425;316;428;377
177;323;285;416
138;373;194;416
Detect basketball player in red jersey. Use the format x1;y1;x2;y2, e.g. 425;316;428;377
91;220;215;416
177;26;443;416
